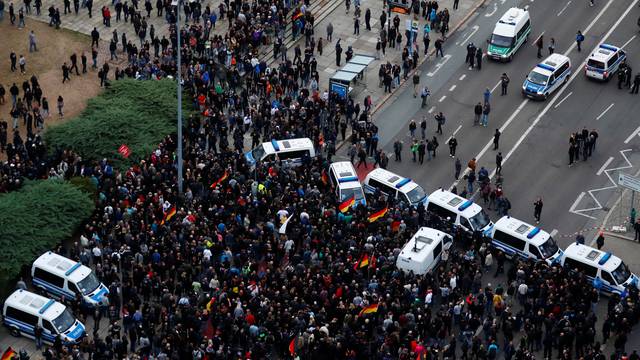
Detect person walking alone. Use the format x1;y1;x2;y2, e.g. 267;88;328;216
448;136;457;157
536;35;543;58
455;157;461;180
500;73;509;95
596;232;605;250
630;73;640;94
533;197;543;223
474;102;482;125
493;129;500;150
435;112;445;135
29;30;37;52
548;37;555;55
576;31;584;52
496;152;503;175
481;102;490;127
393;139;403;162
62;62;70;83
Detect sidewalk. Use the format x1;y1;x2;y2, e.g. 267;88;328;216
600;187;640;242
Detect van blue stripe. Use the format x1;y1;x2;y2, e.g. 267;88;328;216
491;240;528;258
33;278;75;298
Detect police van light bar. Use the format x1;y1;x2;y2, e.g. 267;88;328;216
599;44;617;52
536;63;555;72
270;140;280;151
458;200;473;211
598;252;612;265
338;176;359;183
527;227;541;239
39;299;55;314
65;262;82;276
395;178;411;189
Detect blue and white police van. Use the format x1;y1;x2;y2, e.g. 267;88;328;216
32;252;109;306
488;216;563;263
561;243;640;295
425;189;493;235
3;289;86;344
522;53;572;100
328;161;366;206
245;138;315;168
363;168;428;207
585;44;626;81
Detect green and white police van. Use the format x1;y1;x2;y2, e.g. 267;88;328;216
487;8;531;61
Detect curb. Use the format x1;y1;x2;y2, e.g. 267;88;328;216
335;0;487;153
602;231;639;243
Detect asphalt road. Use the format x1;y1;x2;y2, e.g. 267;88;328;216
340;0;640;255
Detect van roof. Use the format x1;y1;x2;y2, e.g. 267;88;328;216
589;44;621;62
494;8;528;37
428;189;481;217
329;161;359;181
263;138;313;153
564;243;622;272
398;227;449;264
367;168;419;192
493;216;550;246
33;252;91;284
5;290;66;321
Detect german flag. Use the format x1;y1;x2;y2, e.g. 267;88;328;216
161;206;177;225
210;170;229;189
368;207;388;223
206;297;215;312
289;337;296;356
353;253;375;270
358;303;379;316
338;196;355;213
321;169;329;185
1;347;17;360
391;220;401;232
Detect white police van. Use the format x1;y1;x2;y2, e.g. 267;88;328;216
585;44;627;81
328;161;366;206
561;243;640;295
3;289;86;344
489;216;563;263
522;54;572;100
363;168;428;207
32;252;109;306
396;227;453;275
487;8;531;61
425;189;493;235
245;138;315;168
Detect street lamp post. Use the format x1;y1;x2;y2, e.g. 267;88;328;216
176;1;183;196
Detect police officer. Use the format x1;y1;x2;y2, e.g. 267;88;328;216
625;64;634;89
631;73;640;94
618;63;627;89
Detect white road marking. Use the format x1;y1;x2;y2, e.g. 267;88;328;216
428;106;435;113
459;25;479;47
532;32;544;46
569;192;597;219
439;95;447;102
621;35;637;49
449;85;457;92
459;74;466;81
550;229;558;237
427;54;452;76
557;0;572;16
485;2;498;17
597;157;614;176
596;103;614;120
624;125;640;143
445;124;463;143
490;80;501;93
553;91;573;108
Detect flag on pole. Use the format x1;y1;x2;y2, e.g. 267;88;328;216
1;347;17;360
279;214;294;234
161;206;177;225
338;196;355;213
210;170;229;189
358;303;379;316
321;169;329;185
289;337;296;356
118;144;131;158
353;253;376;270
391;220;401;232
368;207;388;223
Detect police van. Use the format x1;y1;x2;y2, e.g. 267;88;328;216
363;168;428;207
3;289;86;344
32;252;109;306
488;216;563;263
487;8;531;61
522;54;572;100
396;227;453;275
561;243;640;295
328;161;366;206
245;138;315;168
425;189;494;235
584;44;627;81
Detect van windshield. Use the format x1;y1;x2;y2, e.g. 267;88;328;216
587;59;605;69
52;308;76;333
611;262;632;285
490;34;514;48
469;210;491;230
77;272;101;295
406;186;427;204
251;145;266;161
341;187;365;202
527;70;549;86
538;237;559;258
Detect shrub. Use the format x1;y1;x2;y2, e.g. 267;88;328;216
44;79;181;169
0;180;95;296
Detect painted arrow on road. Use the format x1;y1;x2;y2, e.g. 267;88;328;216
459;25;480;47
427;54;452;77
